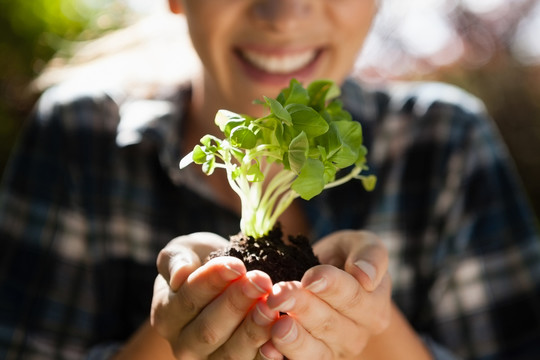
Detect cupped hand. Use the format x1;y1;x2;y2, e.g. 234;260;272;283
150;232;277;359
260;230;392;360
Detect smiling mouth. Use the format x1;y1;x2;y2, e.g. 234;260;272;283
237;48;320;74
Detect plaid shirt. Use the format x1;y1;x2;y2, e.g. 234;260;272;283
1;78;539;359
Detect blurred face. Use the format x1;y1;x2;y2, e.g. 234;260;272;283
170;0;377;116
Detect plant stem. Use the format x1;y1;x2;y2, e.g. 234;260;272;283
324;165;362;190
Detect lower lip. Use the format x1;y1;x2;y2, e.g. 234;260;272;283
234;50;323;87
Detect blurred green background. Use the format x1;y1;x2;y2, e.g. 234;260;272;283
0;0;133;173
1;0;539;217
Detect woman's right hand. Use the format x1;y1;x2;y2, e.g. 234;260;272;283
150;232;278;360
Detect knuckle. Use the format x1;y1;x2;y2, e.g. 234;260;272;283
313;315;337;335
344;283;365;310
244;323;266;344
374;305;392;334
196;319;221;346
224;293;248;316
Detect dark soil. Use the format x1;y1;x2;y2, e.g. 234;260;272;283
208;223;320;283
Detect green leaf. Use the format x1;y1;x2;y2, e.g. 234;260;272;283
325;100;352;122
332;146;357;168
282;151;291;170
265;96;292;126
292;158;325;200
230;126;257;149
200;135;213;147
255;116;283;146
317;145;327;161
287;104;329;137
323;163;337;183
231;147;246;163
316;123;342;160
361;175;377;191
202;156;216;175
215;109;245;134
307;80;341;110
246;163;264;182
308;146;321;159
284;79;310;106
232;166;241;180
288;131;309;174
330;121;364;168
192;145;208;164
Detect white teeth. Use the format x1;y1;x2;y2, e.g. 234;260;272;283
242;50;316;74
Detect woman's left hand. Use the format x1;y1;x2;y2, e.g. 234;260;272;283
259;230;392;360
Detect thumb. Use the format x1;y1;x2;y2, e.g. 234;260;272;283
314;230;388;292
157;232;229;291
343;231;388;292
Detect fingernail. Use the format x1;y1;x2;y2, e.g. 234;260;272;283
269;297;295;312
258;348;276;360
276;320;298;343
224;263;244;278
243;277;268;298
355;260;376;283
252;302;276;326
305;277;327;293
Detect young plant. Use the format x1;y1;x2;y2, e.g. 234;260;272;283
180;79;376;239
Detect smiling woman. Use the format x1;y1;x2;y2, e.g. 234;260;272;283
2;1;540;359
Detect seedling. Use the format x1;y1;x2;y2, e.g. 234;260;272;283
180;79;376;239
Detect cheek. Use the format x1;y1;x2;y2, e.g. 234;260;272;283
185;13;226;71
335;1;377;36
336;6;377;55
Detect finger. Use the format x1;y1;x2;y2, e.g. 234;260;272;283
151;257;246;341
267;279;366;358
157;232;230;290
258;341;284;360
302;265;392;334
270;315;332;360
314;230;388;291
212;298;279;360
157;245;200;291
150;274;177;339
345;240;388;292
176;270;272;358
176;256;247;324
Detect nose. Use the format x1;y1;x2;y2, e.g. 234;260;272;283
251;0;313;31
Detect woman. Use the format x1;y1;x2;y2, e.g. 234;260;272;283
1;0;539;359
